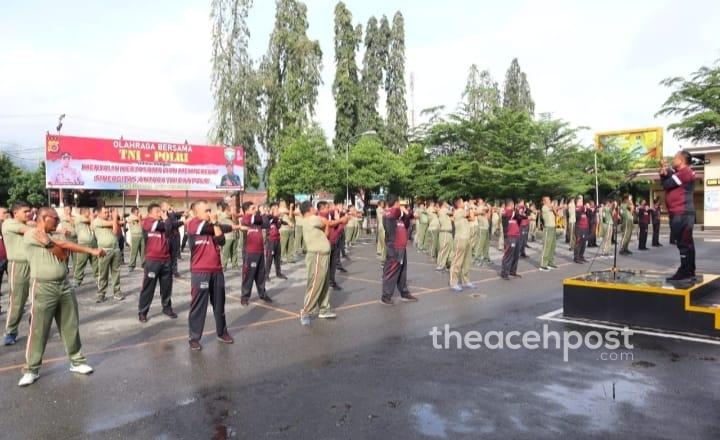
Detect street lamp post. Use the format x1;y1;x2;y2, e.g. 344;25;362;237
345;130;376;208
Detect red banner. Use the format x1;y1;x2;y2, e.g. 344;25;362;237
45;134;245;191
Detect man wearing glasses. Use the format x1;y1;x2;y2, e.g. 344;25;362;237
18;207;104;387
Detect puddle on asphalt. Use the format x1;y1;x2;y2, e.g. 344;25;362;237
85;408;155;434
409;403;490;438
537;370;654;430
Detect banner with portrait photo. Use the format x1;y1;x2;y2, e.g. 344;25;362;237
45;134;245;191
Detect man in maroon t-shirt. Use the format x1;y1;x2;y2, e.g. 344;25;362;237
322;203;348;291
501;199;526;280
186;201;242;351
574;195;589;264
636;200;651;251
0;207;8;314
660;151;696;281
263;203;288;282
138;203;178;322
241;201;271;305
380;196;418;305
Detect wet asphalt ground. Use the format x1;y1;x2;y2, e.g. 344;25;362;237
0;230;719;439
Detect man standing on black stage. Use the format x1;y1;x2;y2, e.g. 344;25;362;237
160;202;183;278
660;151;697;281
573;195;589;264
240;201;272;305
186;201;240;351
651;196;663;247
380;196;418;305
636;200;651;251
138;203;177;322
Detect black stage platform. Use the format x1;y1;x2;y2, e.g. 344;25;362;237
563;270;720;338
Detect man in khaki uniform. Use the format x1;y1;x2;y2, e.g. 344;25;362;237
427;203;440;260
299;201;334;325
539;196;558;271
218;202;238;270
435;202;453;272
73;208;99;286
600;199;615;257
474;199;491;265
567;198;576;251
449;198;475;291
57;206;77;269
18;207;103;387
414;203;429;252
127;207;145;272
376;201;386;263
279;205;295;264
619;196;635;255
3;201;33;346
492;204;504;250
93;207;122;302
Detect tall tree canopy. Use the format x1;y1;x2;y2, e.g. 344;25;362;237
384;12;408;152
268;126;339;200
8;162;47;207
359;16;386;135
260;0;323;179
210;0;261;188
332;2;362;149
460;65;501;120
656;59;720;144
502;58;535;115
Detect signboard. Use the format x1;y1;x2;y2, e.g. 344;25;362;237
707;179;720;186
594;127;663;169
294;194;311;202
45;134;244;191
705;189;720;213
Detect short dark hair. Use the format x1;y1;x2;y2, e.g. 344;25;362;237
10;201;29;214
678;150;692;165
300;201;313;215
386;195;398;207
269;202;278;209
242;201;253;212
505;198;514;205
147;203;160;212
317;201;328;210
217;201;228;210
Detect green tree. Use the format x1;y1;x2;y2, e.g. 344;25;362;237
460;65;501;120
332;2;362;149
502;58;534;115
268;126;340;200
260;0;323;179
9;162;47;207
384;12;408;152
0;154;20;206
398;143;440;199
210;0;262;188
347;135;405;204
359;16;385;135
656;59;720;143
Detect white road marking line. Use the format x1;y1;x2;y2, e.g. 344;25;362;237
537;308;720;345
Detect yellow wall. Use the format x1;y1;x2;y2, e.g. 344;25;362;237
705;153;720;227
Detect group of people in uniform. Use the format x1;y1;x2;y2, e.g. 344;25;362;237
0;150;697;387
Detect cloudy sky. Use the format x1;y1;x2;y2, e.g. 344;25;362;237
1;0;718;167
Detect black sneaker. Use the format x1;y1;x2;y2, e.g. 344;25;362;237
260;296;273;304
380;297;394;306
189;340;202;351
276;273;288;280
163;309;178;319
666;273;693;282
338;267;348;273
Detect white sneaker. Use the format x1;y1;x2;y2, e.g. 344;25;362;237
18;372;39;387
69;364;94;375
318;311;337;319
